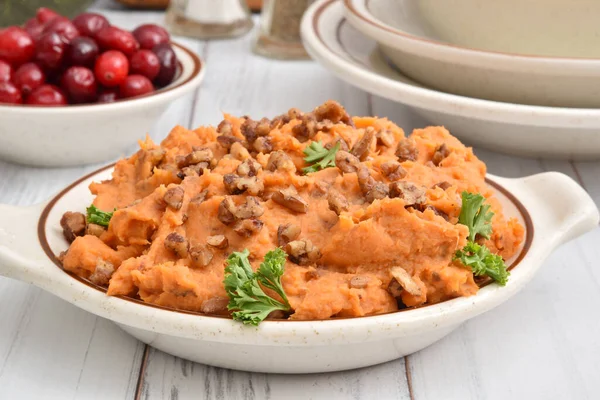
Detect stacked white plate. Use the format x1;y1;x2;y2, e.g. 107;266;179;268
300;0;600;160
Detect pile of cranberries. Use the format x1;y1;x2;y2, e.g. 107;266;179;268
0;7;178;106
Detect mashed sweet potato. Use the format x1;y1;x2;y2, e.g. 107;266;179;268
60;101;524;320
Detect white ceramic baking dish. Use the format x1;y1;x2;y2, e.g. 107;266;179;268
0;166;597;373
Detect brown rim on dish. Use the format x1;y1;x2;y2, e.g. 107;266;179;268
0;41;203;109
344;0;600;61
37;162;534;322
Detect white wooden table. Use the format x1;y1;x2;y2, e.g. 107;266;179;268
1;4;599;400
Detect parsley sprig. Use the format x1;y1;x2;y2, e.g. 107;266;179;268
302;141;340;174
223;248;291;325
86;205;114;227
453;192;509;286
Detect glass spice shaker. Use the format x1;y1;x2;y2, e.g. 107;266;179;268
253;0;313;60
165;0;254;39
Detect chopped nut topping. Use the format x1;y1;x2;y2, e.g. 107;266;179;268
288;107;303;120
218;197;237;225
232;196;265;220
381;161;407;181
233;218;264;237
311;180;330;198
349;275;370;289
396;138;418;162
177;147;213;168
389;181;426;206
286;239;321;266
423;205;449;221
237;159;262;177
292;115;318;142
189;244;213;267
327;190;349;215
164;186;184;210
351;127;375;161
391;266;422;297
85;223;106;238
60;211;86;243
230;142;250;161
433;181;452;190
190;190;209;204
217;134;242;149
164;232;188;257
335;150;361;173
376;129;395;147
144;148;165;167
266;151;296;172
365;181;389;203
177;162;208;179
271;186;309;213
253;136;272;154
89;259;114;286
206;235;228;249
217;120;233;136
356;166;374;193
326;137;349;152
223;174;264;196
241;117;271;143
200;296;230;315
387;279;403;298
432;143;450;166
313;100;354;126
277;224;301;247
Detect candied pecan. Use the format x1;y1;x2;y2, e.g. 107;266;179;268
230;142;250;161
89;259;114;286
311;180;330;198
286;239;321;266
313;100;353;126
253;136;272;154
288;107;303;120
349;275;370;289
335;150;361;173
432;143;450;166
387;279;403;298
391;266;422;297
266;151;296;172
201;297;230;315
217;134;242;149
177;148;213;168
381;161;407;181
235;196;265;219
241;118;259;143
218;197;237;225
237;159;262;177
327;190;349;215
351;127;375;161
164;232;188;257
206;235;228;249
85;223;105;238
177;162;208;179
271;186;309;213
222;174;264;196
376;129;395;148
291;115;317;142
164;186;184;210
396;138;418;162
365;181;389;203
216;119;233;136
277;224;301;247
60;212;86;243
389;181;426;206
326;137;349;152
189;244;213;267
255;118;271;137
433;181;452;190
142;148;165;168
233;218;264;237
357;166;374;194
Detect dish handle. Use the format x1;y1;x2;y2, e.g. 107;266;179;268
0;203;52;285
494;172;599;247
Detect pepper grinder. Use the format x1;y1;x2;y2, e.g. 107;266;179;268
166;0;254;39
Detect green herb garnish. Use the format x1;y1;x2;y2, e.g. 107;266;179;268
86;205;114;227
454;192;509;286
223;248;291;326
302;141;340;174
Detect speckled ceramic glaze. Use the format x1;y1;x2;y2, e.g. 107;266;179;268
0;42;205;167
344;0;600;108
0;164;597;373
302;0;600;160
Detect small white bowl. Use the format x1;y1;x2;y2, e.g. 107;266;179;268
302;0;600;160
344;0;600;108
0;42;205;167
0;163;597;373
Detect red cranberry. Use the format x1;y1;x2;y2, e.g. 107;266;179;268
24;18;45;41
26;84;67;106
0;82;22;104
0;27;35;66
94;50;129;87
61;66;97;103
36;8;60;24
35;32;66;70
130;49;160;80
132;24;170;50
95;26;139;57
67;37;99;67
97;89;119;103
152;43;177;88
0;60;12;82
72;13;110;38
120;74;154;98
13;63;45;95
43;17;80;44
